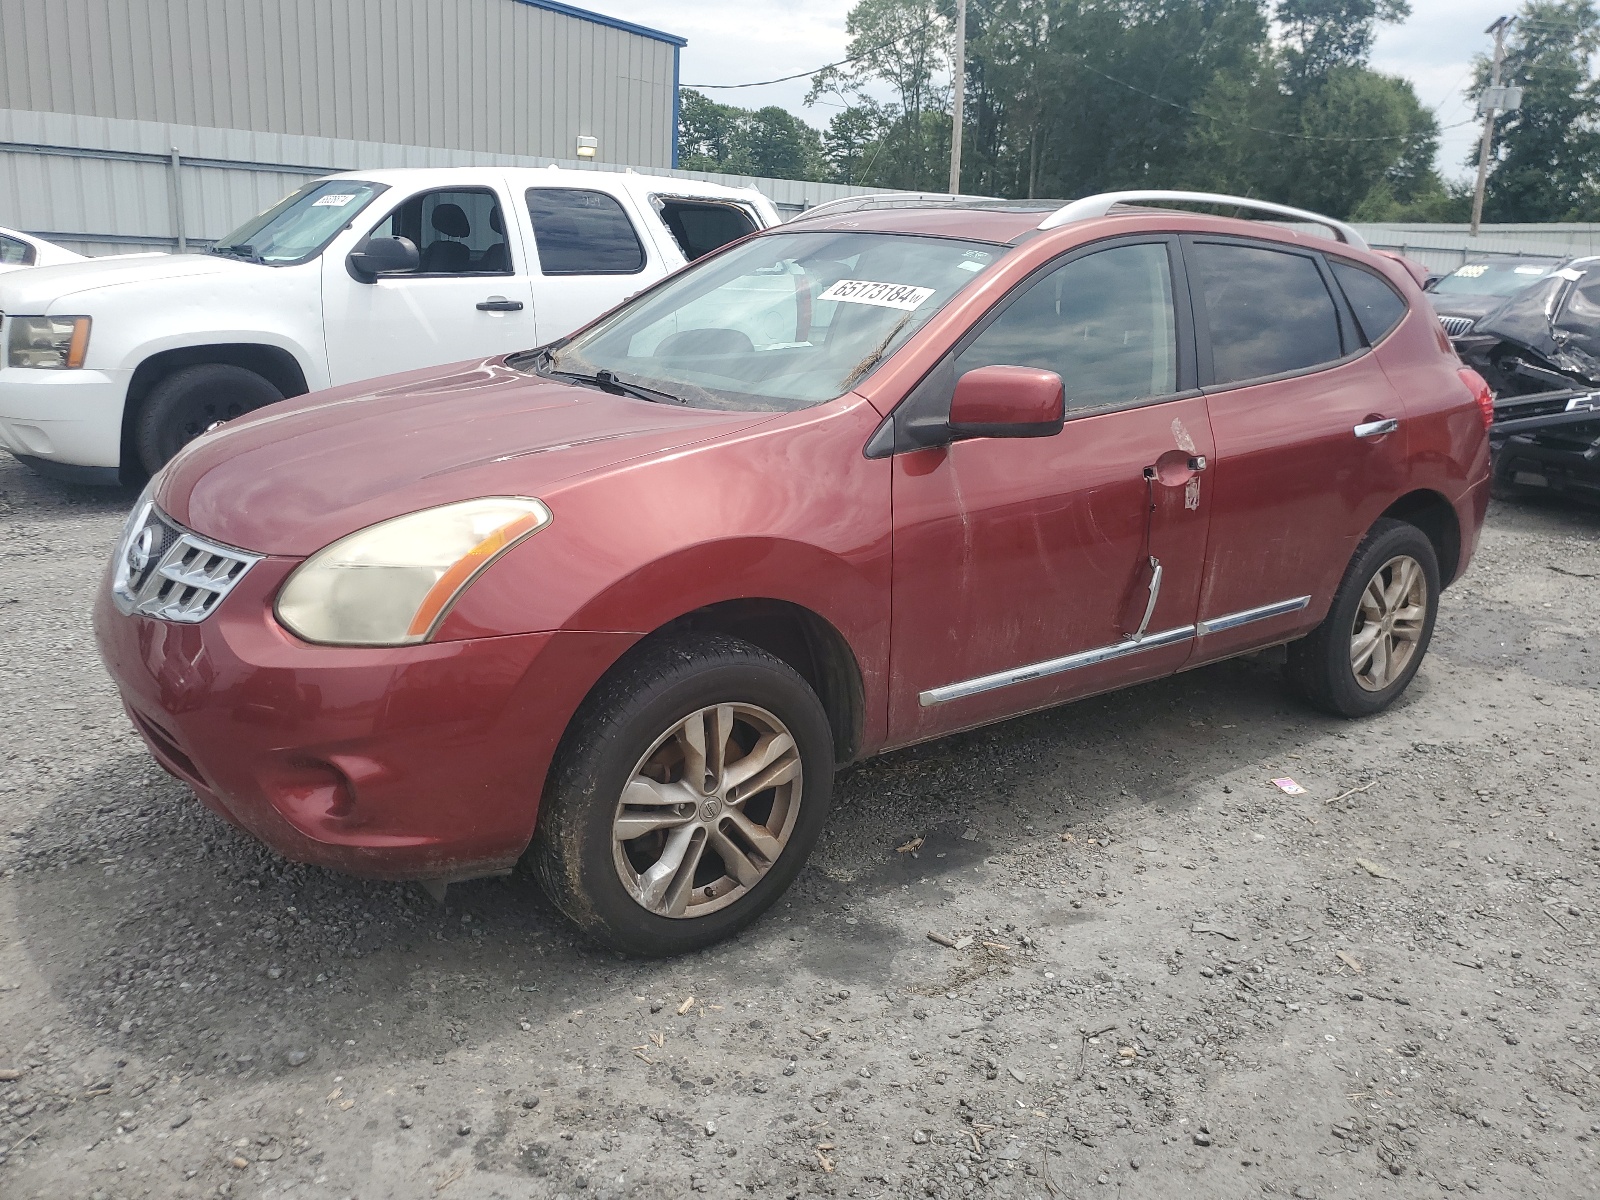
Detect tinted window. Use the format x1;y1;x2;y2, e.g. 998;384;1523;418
1331;261;1407;343
0;234;33;265
368;188;510;276
656;199;759;261
526;188;645;275
956;242;1177;412
1193;242;1344;385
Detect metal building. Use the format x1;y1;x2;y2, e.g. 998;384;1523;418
0;0;684;168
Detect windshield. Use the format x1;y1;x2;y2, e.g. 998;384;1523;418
209;179;386;266
520;231;1005;411
1431;260;1557;297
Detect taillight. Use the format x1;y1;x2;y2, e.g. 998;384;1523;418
1459;367;1494;429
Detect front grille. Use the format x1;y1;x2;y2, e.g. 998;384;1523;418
111;501;260;623
1439;315;1476;338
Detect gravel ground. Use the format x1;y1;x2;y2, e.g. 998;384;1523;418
1;450;1598;1200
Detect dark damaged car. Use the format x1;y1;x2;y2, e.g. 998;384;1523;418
1437;257;1600;502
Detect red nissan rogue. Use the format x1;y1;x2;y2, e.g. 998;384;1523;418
93;191;1493;955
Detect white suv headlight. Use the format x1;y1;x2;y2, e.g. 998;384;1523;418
7;316;92;368
275;497;552;646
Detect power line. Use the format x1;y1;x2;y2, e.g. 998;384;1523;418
681;19;940;90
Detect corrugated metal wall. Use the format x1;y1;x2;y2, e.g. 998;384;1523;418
0;108;892;254
0;0;677;167
1350;224;1600;272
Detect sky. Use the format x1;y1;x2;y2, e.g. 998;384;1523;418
594;0;1520;184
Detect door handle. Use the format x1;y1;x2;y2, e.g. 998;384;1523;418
477;296;524;312
1353;417;1399;439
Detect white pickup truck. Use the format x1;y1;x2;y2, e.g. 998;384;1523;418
0;166;779;484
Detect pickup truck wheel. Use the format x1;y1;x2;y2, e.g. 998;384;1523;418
134;364;283;474
532;634;834;956
1285;519;1439;718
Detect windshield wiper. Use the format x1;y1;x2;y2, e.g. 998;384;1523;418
546;365;688;406
207;243;263;263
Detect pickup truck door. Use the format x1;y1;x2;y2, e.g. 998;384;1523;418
522;186;671;343
322;184;537;385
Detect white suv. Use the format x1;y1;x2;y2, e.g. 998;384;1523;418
0;167;778;484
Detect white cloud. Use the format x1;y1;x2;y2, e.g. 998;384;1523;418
592;0;1512;184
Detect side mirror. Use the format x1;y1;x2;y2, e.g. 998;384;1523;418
347;236;419;281
948;365;1065;440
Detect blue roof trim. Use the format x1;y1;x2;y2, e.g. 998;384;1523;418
512;0;687;47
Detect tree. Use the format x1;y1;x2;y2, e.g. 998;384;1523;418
1276;0;1411;92
676;90;828;182
1475;0;1600;221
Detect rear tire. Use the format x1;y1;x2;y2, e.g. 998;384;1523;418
1285;518;1439;717
531;634;834;956
134;363;283;475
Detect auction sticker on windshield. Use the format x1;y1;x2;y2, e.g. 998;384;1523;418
312;194;360;207
818;280;937;310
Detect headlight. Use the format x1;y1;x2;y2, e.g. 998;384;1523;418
7;315;92;368
275;497;552;646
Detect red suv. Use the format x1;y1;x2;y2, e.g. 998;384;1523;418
93;191;1492;955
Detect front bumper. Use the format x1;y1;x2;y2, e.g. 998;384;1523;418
92;554;637;880
0;366;132;470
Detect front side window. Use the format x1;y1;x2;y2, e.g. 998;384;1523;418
524;231;1003;411
367;188;511;275
655;198;759;262
1192;242;1345;386
209;179;385;266
526;188;645;275
1331;260;1408;344
0;234;33;265
957;242;1178;413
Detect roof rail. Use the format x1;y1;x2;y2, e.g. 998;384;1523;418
1037;191;1368;249
792;192;1061;223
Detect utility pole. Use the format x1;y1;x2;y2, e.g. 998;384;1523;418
948;0;967;195
1471;15;1515;236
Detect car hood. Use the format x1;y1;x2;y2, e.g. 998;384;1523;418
155;359;779;556
0;252;246;309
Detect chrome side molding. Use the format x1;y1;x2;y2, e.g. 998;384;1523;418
1195;595;1310;635
919;595;1312;708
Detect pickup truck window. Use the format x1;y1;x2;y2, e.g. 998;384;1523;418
654;198;759;261
526;188;645;276
210;179;385;266
368;188;512;276
0;234;32;265
533;230;1001;412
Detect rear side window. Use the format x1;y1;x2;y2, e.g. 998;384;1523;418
656;198;759;261
1331;261;1408;344
1191;242;1344;386
526;188;645;275
0;234;33;265
957;242;1178;413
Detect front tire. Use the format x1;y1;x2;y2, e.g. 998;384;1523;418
532;634;835;956
1285;518;1440;717
134;363;283;475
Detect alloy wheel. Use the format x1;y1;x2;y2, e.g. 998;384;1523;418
611;703;803;918
1349;554;1427;691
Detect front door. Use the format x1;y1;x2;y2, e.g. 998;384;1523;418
323;185;536;385
889;238;1215;745
1184;236;1412;662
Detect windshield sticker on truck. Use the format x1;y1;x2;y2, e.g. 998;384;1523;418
313;194;360;207
1453;264;1488;279
818;280;937;310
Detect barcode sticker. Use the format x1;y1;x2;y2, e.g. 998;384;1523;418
817;279;936;310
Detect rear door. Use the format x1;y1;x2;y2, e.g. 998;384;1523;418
323;184;536;384
524;187;659;341
1186;236;1410;662
888;237;1215;745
